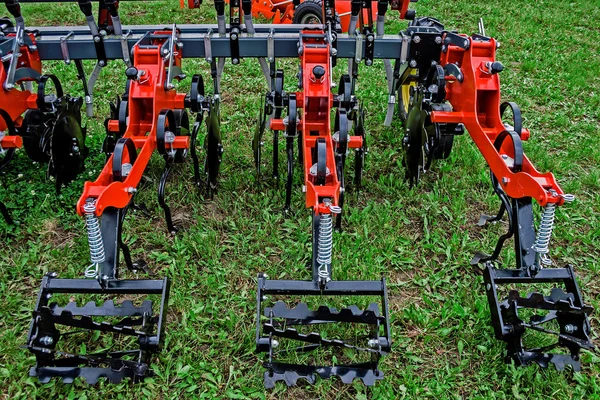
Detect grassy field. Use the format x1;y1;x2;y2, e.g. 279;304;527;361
1;0;599;398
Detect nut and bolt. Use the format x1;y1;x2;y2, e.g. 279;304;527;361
368;339;379;349
564;324;575;334
435;36;442;44
39;336;54;346
413;36;421;44
409;60;417;68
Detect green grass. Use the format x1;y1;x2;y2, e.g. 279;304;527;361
1;0;600;398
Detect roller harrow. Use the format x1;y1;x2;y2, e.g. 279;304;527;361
0;0;593;390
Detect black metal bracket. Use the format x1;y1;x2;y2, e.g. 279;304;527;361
255;275;391;388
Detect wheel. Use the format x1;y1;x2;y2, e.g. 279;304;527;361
293;0;323;25
397;68;417;123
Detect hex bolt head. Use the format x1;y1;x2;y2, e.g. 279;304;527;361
49;272;58;278
435;36;442;44
564;324;575;334
39;336;54;346
94;36;101;43
486;283;491;291
409;60;417;68
413;36;421;44
368;339;379;348
271;339;279;348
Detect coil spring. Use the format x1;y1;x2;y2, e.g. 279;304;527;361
83;201;105;278
317;213;333;280
532;194;575;266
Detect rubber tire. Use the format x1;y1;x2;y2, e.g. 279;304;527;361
293;0;323;25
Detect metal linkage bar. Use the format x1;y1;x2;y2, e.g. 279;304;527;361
0;25;407;60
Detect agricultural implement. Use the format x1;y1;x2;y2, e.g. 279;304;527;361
0;0;88;224
396;16;593;370
182;0;414;32
0;0;593;388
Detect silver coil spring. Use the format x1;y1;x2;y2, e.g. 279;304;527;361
532;193;574;266
317;213;333;280
83;201;105;278
532;203;556;265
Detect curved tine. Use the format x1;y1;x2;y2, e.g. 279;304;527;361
190;114;203;190
158;160;178;234
284;136;294;213
335;155;345;232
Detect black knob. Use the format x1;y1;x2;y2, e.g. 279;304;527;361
404;9;416;20
312;65;326;80
488;61;504;74
125;67;139;80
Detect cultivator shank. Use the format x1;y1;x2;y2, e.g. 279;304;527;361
397;17;593;368
23;21;210;383
254;26;390;387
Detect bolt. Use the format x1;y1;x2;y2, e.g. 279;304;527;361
464;39;469;47
177;42;184;49
409;60;417;68
442;45;447;52
102;275;109;282
46;293;52;299
94;36;101;43
368;338;379;349
431;60;438;66
366;59;373;66
486;283;491;291
502;177;509;185
5;83;14;90
163;49;169;56
99;60;106;67
126;187;137;194
302;185;306;193
49;272;58;278
413;36;421;44
39;336;54;346
231;32;238;41
271;339;279;348
30;45;37;52
367;35;374;42
496;41;501;49
435;36;442;44
167;83;175;90
564;324;575;334
232;58;239;65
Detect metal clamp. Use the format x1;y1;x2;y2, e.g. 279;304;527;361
354;30;362;64
60;31;75;64
400;32;409;64
204;29;213;63
120;30;132;67
3;25;22;91
267;28;274;63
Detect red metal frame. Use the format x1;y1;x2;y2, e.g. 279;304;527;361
0;32;41;150
181;0;412;33
77;31;189;217
270;30;362;215
431;36;564;207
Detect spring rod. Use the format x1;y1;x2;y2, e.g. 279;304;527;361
532;193;574;266
317;213;333;281
83;199;105;278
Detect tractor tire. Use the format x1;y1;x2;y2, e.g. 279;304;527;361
293;0;323;25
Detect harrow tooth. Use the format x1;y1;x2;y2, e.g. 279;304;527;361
503;289;593;314
263;323;381;353
264;362;384;388
37;307;150;337
30;366;142;385
265;301;381;324
50;299;153;317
